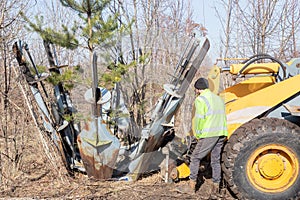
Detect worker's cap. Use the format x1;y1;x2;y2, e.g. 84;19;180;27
194;78;209;90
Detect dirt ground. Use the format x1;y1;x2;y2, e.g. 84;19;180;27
0;124;236;200
0;171;236;200
0;110;236;200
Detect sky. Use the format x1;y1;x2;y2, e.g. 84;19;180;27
191;0;223;62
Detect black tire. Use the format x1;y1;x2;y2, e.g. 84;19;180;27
222;118;300;200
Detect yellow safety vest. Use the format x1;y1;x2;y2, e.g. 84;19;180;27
193;89;228;139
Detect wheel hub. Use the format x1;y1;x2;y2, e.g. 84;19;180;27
258;154;284;179
247;144;299;193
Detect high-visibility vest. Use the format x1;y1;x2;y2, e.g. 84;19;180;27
193;89;228;139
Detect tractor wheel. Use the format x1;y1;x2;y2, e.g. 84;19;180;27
222;118;300;200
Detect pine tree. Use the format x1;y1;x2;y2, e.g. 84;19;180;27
59;0;117;53
22;0;128;88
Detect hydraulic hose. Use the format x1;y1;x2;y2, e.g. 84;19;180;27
237;54;286;80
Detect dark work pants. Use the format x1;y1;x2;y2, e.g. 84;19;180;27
189;136;225;183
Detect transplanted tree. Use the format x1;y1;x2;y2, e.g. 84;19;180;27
59;0;118;53
22;0;127;88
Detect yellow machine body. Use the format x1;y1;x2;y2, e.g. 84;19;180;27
176;58;300;199
222;74;300;137
204;59;300;137
230;63;279;75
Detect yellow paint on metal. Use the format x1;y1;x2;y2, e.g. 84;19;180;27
222;74;300;137
227;123;243;138
258;154;284;179
208;65;221;94
220;76;276;104
230;63;279;75
177;162;191;179
246;144;299;193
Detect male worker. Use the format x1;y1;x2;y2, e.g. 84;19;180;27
178;77;228;198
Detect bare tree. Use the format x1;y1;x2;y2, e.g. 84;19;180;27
0;0;32;188
109;0;206;139
216;0;300;60
277;0;300;59
215;0;233;60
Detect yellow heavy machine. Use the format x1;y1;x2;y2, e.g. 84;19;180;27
173;54;300;199
208;55;300;199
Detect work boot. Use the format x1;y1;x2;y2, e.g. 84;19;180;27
175;179;196;194
209;182;222;200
